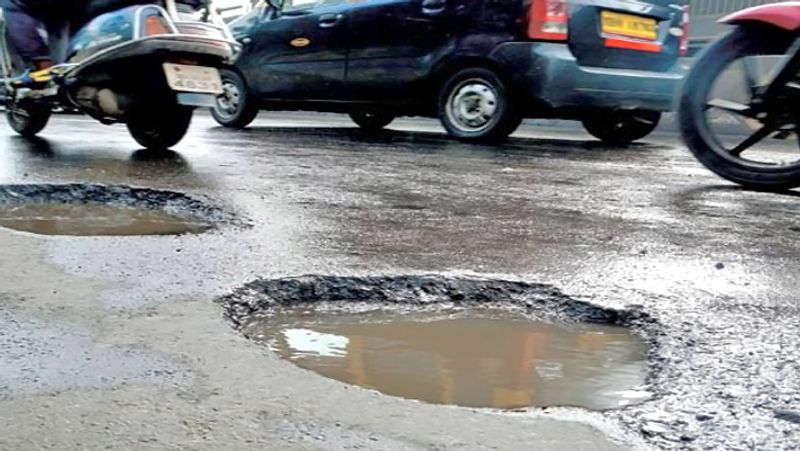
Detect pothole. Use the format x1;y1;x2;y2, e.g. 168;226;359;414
249;307;649;410
0;203;213;236
219;275;657;411
0;184;235;236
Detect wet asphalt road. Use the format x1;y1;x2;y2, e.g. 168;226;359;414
0;111;798;450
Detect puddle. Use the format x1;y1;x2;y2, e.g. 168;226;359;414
0;203;212;236
247;308;651;410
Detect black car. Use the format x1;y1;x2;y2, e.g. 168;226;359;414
212;0;688;144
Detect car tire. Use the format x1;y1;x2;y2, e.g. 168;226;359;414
6;101;51;137
349;112;395;132
437;67;521;143
582;111;661;146
211;69;259;129
127;105;193;150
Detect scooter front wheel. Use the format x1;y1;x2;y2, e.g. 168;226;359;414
6;101;51;137
127;105;193;151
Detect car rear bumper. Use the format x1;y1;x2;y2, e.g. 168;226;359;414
489;42;686;114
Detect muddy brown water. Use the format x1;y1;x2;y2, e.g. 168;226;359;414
0;203;212;236
247;309;651;411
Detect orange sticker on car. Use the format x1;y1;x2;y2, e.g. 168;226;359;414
290;37;311;48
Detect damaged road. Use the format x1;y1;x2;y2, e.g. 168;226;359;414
0;112;798;450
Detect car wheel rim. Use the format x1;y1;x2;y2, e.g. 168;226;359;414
215;80;241;119
446;79;499;133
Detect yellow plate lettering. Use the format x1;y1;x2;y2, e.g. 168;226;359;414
601;11;658;41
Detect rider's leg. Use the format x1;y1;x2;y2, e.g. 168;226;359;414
2;7;52;70
43;19;68;64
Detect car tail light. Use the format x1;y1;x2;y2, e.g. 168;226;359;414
528;0;569;41
145;15;170;36
679;5;690;56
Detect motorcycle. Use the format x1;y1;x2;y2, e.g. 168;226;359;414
680;2;800;190
0;0;240;150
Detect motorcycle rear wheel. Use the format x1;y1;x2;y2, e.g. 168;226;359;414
6;101;51;137
127;105;193;151
680;25;800;190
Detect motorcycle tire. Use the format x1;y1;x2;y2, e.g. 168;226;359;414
680;25;800;190
6;101;51;137
127;105;193;151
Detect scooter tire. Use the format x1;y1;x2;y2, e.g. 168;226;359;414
6;102;51;137
127;105;193;151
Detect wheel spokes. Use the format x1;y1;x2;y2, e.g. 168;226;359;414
742;57;761;97
706;98;756;118
730;124;777;156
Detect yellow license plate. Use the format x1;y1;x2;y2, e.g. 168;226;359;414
163;63;223;95
601;11;658;41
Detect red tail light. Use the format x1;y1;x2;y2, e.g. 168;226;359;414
528;0;569;41
679;5;690;56
145;15;170;36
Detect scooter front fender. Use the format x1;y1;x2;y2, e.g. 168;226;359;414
721;2;800;31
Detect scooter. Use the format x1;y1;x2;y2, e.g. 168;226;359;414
680;2;800;190
0;0;240;150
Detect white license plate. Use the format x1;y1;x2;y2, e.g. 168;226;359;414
163;63;223;94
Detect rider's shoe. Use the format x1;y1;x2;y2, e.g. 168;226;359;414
9;68;55;89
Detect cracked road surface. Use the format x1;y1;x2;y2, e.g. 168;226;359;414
0;112;797;450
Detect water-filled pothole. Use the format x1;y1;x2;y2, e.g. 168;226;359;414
0;203;212;236
248;308;650;410
0;184;235;236
219;275;657;411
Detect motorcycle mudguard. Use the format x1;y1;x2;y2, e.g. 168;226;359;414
68;5;175;64
65;4;238;72
721;2;800;31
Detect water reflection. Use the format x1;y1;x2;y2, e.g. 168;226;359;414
249;309;651;410
0;135;209;189
10;136;57;158
0;203;212;236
